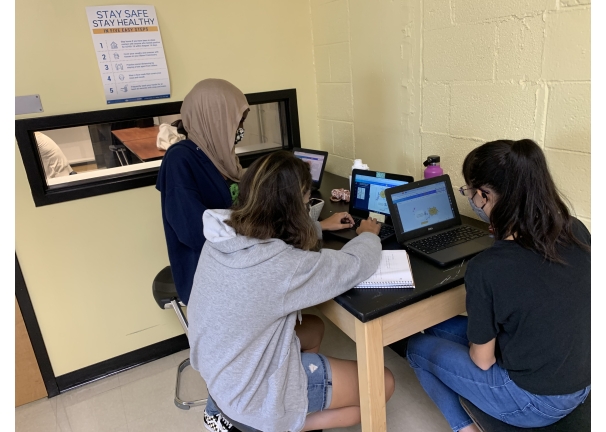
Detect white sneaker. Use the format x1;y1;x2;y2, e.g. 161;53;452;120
203;410;235;432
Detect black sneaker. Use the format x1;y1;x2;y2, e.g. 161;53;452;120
203;411;236;432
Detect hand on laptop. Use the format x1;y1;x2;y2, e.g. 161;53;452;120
319;212;355;231
357;217;381;236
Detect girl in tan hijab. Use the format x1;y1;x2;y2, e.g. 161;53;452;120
157;78;250;303
181;78;250;183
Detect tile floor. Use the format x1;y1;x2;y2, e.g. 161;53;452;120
16;310;451;432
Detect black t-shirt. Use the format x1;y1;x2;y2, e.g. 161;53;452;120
465;218;591;395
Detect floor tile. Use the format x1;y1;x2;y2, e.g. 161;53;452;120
116;349;189;388
120;366;207;425
60;374;122;410
50;396;73;432
126;402;205;432
65;387;128;432
16;398;59;432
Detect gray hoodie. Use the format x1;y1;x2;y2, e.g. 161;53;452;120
188;209;381;432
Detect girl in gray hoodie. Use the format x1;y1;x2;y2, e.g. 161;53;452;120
188;151;395;431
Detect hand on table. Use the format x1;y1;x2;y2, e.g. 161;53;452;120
356;217;381;236
319;212;355;231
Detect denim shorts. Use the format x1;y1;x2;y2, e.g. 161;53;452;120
301;352;333;413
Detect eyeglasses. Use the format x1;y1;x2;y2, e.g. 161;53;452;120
458;186;489;199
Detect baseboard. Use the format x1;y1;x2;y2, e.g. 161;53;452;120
55;334;189;394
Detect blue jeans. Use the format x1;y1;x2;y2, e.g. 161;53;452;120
205;395;220;417
406;316;590;431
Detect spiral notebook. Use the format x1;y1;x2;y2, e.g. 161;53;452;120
355;250;415;289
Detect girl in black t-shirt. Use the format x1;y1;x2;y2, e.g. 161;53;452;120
406;139;590;431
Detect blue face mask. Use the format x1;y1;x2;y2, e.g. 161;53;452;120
468;197;490;223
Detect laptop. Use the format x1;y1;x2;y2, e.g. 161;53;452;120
293;148;328;191
385;174;494;267
327;169;414;243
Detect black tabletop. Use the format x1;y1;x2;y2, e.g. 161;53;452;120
313;171;490;323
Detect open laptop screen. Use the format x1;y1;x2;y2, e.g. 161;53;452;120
293;150;326;182
390;181;455;232
352;174;409;216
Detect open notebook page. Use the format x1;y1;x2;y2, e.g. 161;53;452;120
356;250;415;288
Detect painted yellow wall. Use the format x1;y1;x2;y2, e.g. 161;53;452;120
17;0;591;377
16;0;319;376
311;0;590;228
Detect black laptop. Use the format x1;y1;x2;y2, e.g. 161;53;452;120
293;148;329;191
385;174;494;267
327;169;414;243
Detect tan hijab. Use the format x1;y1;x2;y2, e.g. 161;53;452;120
181;79;250;182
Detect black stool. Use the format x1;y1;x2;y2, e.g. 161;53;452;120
459;393;591;432
152;266;207;410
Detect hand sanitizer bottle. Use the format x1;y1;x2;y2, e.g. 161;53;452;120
350;159;369;189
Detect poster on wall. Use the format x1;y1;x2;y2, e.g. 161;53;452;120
85;5;170;104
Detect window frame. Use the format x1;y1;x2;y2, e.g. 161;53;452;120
16;89;301;207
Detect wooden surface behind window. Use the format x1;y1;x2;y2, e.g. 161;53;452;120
16;298;47;406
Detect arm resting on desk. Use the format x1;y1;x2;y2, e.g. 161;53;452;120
282;232;382;314
469;339;496;371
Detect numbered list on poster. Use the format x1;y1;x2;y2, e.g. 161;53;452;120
86;5;171;104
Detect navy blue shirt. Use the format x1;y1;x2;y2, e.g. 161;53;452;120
156;140;233;304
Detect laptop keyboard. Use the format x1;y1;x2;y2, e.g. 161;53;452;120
352;216;395;241
408;226;487;254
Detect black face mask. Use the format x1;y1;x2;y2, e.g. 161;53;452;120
234;127;245;145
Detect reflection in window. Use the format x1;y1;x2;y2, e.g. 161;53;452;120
33;102;285;188
34;131;77;179
236;102;283;154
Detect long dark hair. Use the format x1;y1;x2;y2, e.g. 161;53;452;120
226;150;319;251
462;139;587;263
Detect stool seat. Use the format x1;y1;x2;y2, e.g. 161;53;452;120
459;392;591;432
152;266;184;309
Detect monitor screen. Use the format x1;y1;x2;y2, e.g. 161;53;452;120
352;174;409;215
390;181;455;232
293;151;325;182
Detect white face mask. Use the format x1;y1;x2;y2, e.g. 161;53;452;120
468;197;490;223
234;127;245;145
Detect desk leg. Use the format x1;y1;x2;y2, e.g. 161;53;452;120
355;318;386;432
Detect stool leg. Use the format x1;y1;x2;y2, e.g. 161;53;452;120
170;299;189;336
174;358;208;410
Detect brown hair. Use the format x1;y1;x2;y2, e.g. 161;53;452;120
226;150;319;251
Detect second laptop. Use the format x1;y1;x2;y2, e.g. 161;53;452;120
327;169;414;243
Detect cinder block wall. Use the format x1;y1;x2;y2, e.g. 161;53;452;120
310;0;591;228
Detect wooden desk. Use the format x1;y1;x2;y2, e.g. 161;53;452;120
314;172;485;431
111;126;165;162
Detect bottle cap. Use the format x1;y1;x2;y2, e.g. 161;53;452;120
423;155;440;166
352;159;368;170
